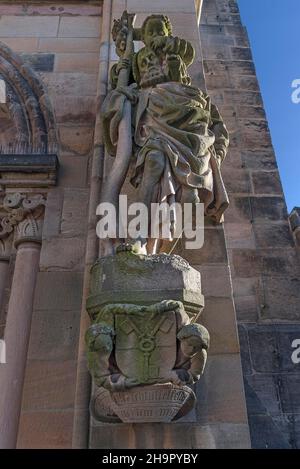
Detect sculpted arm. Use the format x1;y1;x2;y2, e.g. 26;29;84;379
207;97;229;164
164;36;195;66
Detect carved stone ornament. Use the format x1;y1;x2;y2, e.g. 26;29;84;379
86;249;209;423
0;192;46;250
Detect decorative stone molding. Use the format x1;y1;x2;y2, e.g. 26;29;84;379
0;154;58;189
0;40;57;152
0;42;59;189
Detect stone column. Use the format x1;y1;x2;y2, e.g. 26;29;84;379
0;238;12;314
0;196;44;448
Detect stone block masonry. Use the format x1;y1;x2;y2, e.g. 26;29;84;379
0;1;102;449
201;0;300;449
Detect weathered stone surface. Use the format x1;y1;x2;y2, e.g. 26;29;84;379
61;189;89;237
231;249;299;278
241;151;277;170
26;4;102;16
260;277;300;320
237;325;252;375
39;38;100;53
247;326;280;373
28;309;80;361
225;223;255;249
249;196;288;222
17;411;73;449
238;106;266;118
247;414;291;449
196;354;248;424
253;223;294;249
59;126;94;156
127;0;196;13
241;121;272;150
58;154;89;188
225;196;252;223
203;43;231;60
0;37;39;52
58;17;101;38
252;171;283;195
245;375;281;416
246;324;300;372
54;53;99;73
234;295;258;321
195;265;232;297
90;422;250;449
40;236;86;271
222;168;251;193
34;272;83;311
279;375;300;414
54;96;96;124
87;252;204;320
174;228;228;264
232;277;261;298
231;250;261;278
41;72;98;97
231;47;252;61
204;59;255;76
0;16;59;37
0;4;102;16
21;53;55;72
22;360;77;411
43;188;64;239
223;90;263;107
201;298;240;355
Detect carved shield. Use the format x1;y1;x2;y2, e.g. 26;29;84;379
114;309;177;384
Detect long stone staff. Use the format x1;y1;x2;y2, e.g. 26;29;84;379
100;11;136;255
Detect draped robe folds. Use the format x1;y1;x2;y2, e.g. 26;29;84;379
102;81;229;225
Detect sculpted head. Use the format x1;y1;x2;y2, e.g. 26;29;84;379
177;324;210;357
141;15;172;47
112;18;128;57
85;324;115;353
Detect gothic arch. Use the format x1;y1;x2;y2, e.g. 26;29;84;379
0;41;57;153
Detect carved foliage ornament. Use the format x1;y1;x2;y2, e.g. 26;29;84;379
0;193;45;251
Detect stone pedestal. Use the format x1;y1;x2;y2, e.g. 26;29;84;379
86;250;207;425
87;251;204;321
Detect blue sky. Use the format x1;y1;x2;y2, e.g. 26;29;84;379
238;0;299;211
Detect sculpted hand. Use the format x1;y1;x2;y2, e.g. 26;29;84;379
164;37;182;55
124;377;140;388
116;58;131;73
150;35;168;52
